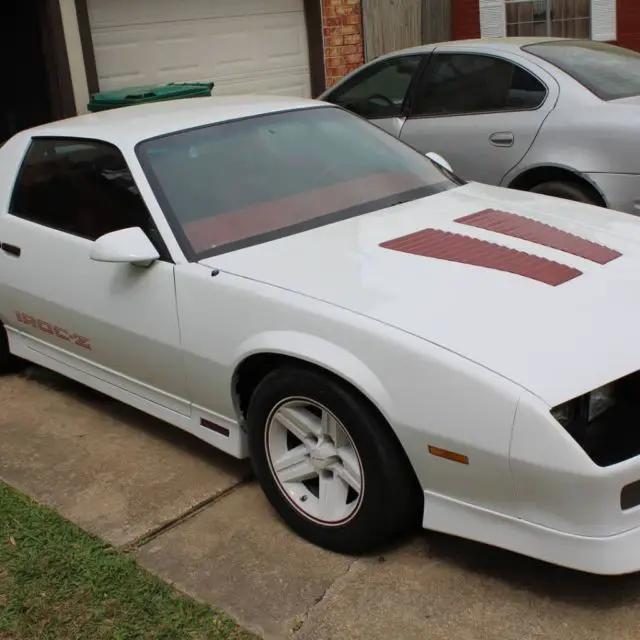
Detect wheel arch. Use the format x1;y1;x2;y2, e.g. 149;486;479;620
231;333;422;493
507;163;608;207
231;332;393;424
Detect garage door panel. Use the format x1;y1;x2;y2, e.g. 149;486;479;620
211;69;311;97
207;14;309;71
88;0;306;27
89;1;311;97
91;16;309;73
91;36;148;87
260;21;308;60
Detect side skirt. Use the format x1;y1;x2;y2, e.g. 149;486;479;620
6;328;249;459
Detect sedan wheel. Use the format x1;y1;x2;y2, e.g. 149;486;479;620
529;180;600;206
247;366;420;554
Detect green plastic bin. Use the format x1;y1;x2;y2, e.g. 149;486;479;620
87;81;214;112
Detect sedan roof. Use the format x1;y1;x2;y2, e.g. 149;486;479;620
377;36;576;59
16;95;325;147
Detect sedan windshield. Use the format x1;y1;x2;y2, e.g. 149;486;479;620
523;40;640;101
136;106;456;258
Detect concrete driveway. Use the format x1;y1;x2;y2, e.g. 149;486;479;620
2;367;639;640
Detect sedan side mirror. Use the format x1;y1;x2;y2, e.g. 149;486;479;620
425;152;454;174
90;227;160;267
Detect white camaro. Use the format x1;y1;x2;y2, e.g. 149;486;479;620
1;96;640;575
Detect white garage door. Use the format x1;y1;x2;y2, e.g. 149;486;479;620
87;0;312;97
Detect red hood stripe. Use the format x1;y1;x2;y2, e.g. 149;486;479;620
380;228;582;286
455;209;621;264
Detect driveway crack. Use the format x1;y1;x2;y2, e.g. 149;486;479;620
119;477;253;553
289;558;363;637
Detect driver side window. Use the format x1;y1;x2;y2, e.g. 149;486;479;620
9;138;155;243
327;55;424;119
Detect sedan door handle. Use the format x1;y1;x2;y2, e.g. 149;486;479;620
489;131;514;147
1;243;21;257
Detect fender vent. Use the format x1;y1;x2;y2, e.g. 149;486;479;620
200;418;230;437
621;480;640;511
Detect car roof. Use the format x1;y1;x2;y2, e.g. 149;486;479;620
377;36;574;59
18;95;325;147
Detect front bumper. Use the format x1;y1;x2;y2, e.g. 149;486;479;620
422;490;640;575
421;383;640;575
585;172;640;215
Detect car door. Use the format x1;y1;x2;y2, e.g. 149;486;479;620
399;49;558;185
323;53;427;137
0;136;189;415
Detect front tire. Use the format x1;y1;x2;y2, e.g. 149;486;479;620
247;366;419;554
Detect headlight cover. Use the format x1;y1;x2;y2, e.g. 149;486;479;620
588;383;616;421
550;383;617;430
548;372;640;467
550;399;578;427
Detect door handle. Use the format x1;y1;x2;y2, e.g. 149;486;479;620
1;243;21;257
489;131;515;147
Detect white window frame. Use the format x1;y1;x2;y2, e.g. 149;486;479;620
479;0;616;42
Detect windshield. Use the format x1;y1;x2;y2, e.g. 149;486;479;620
523;40;640;101
136;106;456;258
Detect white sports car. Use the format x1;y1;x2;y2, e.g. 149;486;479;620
1;96;640;576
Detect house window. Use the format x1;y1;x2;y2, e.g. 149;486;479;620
505;0;591;38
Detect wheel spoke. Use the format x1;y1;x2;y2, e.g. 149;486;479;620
318;473;350;519
273;445;316;483
320;410;343;444
332;449;362;494
275;406;321;442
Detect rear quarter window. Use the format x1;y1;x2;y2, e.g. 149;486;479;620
523;40;640;101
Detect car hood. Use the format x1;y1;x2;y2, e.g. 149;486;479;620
201;182;640;405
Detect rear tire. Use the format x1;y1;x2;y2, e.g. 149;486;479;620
247;366;420;554
529;180;601;206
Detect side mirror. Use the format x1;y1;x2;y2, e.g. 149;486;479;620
425;151;454;174
90;227;160;267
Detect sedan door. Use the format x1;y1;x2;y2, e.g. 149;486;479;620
0;136;189;415
322;53;428;137
399;48;559;185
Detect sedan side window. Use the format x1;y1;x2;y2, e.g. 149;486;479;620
412;53;547;117
9;138;154;242
326;55;424;119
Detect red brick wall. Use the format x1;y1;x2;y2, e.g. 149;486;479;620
451;0;481;40
321;0;365;88
616;0;640;51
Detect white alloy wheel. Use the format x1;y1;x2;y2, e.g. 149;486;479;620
248;366;419;553
265;397;364;525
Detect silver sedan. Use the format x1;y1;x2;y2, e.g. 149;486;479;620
320;37;640;215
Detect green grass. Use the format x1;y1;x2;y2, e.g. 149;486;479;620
0;484;257;640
